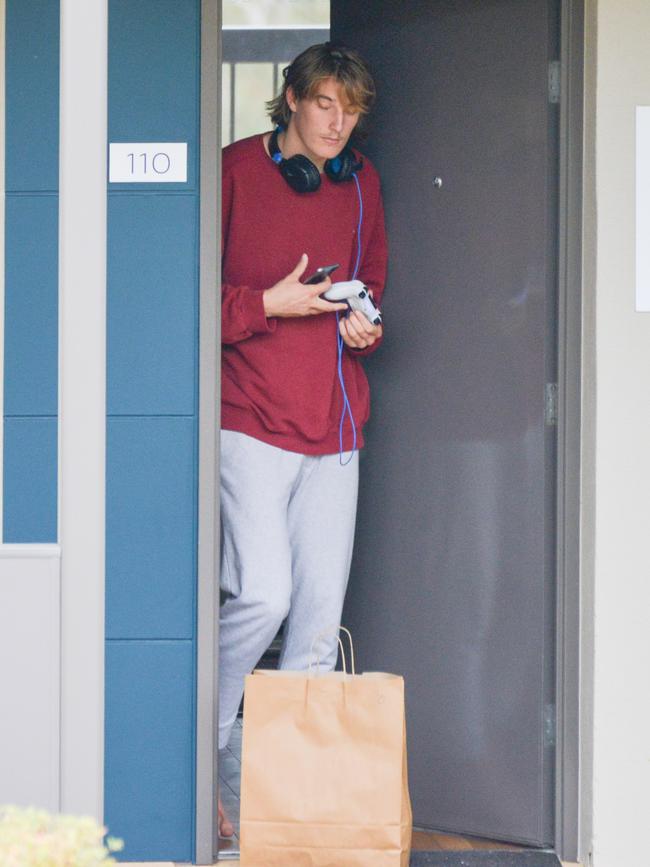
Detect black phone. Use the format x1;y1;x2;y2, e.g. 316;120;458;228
304;263;339;284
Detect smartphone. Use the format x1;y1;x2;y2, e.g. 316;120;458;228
304;264;339;285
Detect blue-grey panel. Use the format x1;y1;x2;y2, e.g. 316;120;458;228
4;196;59;416
3;418;57;543
108;0;199;191
107;195;197;416
5;0;60;191
106;417;195;639
105;640;194;861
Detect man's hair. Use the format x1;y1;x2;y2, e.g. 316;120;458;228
266;42;376;140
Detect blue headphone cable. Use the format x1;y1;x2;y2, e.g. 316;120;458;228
336;172;364;465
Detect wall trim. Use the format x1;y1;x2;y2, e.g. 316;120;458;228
0;543;61;559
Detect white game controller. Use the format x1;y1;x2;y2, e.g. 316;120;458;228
322;280;382;326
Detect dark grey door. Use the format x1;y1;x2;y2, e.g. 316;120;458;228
332;0;559;847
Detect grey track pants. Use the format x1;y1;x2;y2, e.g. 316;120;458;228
217;430;359;750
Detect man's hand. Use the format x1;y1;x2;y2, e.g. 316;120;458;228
338;309;383;350
263;254;348;318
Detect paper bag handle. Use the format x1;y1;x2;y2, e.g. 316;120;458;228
308;625;356;675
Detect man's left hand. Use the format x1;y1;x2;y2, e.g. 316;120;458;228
338;310;383;349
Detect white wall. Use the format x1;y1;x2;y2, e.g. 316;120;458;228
588;2;650;865
0;546;61;811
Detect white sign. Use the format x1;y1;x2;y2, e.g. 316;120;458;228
636;108;650;311
109;142;187;183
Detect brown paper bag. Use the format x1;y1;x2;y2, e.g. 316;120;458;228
239;628;412;866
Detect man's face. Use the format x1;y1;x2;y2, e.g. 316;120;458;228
286;77;361;170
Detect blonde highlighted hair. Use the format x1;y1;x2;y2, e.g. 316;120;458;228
266;42;376;140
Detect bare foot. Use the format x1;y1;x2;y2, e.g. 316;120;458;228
218;795;235;838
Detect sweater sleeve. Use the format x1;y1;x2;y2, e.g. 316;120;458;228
221;281;276;344
348;182;388;358
221;164;277;345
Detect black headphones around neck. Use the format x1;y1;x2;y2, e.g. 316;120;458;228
269;126;363;194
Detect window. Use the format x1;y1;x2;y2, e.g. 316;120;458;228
222;0;330;145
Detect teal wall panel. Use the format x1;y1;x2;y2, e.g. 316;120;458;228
105;0;200;860
107;195;197;416
3;0;59;544
108;0;199;191
5;0;59;191
3;418;57;542
4;196;59;416
106;417;196;639
104;640;195;861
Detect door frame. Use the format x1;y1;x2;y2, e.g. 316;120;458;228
554;0;588;861
196;0;221;863
196;1;588;862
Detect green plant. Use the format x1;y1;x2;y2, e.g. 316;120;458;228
0;805;123;867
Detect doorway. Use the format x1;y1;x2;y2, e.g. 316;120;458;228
207;0;579;862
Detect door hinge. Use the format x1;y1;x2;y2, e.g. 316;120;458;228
545;383;559;426
548;60;561;104
544;703;556;747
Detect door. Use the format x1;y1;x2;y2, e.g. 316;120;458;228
332;0;558;846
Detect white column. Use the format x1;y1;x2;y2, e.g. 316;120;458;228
58;0;107;819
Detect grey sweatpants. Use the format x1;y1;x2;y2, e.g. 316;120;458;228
217;430;359;750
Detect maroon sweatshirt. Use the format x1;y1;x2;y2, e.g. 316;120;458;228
221;133;388;455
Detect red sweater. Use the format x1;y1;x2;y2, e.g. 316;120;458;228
221;133;387;455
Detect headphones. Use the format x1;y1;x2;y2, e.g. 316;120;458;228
269;125;363;194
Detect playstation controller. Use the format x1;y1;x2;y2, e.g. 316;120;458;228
322;280;382;326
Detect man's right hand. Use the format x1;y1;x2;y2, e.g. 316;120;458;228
263;254;349;318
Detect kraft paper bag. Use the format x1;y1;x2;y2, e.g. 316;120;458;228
239;629;412;867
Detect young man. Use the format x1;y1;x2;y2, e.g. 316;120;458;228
218;42;387;837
